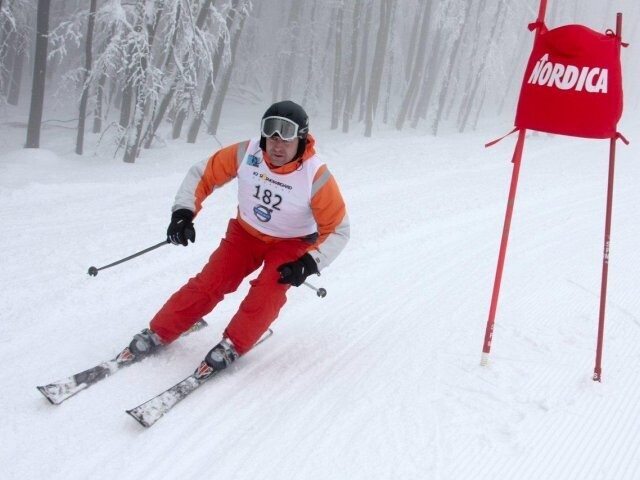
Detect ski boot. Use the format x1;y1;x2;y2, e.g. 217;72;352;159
205;338;239;371
128;328;164;358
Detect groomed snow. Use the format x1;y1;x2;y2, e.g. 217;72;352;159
1;102;639;479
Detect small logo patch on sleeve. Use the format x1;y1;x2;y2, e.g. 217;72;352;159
247;154;262;167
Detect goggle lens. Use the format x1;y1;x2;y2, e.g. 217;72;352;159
261;116;299;141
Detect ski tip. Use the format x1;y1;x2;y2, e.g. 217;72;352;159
126;409;151;428
36;385;60;405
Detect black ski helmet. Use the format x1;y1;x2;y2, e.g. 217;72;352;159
260;100;309;159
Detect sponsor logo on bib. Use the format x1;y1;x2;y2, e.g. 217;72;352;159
253;205;272;222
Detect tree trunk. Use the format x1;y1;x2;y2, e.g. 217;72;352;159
410;4;448;128
382;0;397;124
144;80;175;147
123;2;163;163
319;6;336;98
207;10;248;136
330;0;345;130
344;0;371;128
268;10;286;101
280;0;303;100
0;30;14;97
141;2;182;147
75;0;97;155
411;13;451;130
119;57;134;136
459;1;503;132
25;0;50;148
356;1;373;123
364;0;391;137
405;8;421;83
340;0;363;133
301;0;318;106
496;33;527;117
7;42;24;105
451;0;484;124
471;86;487;131
444;0;484;122
431;0;473;135
187;0;240;143
395;1;432;130
92;73;106;133
121;8;144;163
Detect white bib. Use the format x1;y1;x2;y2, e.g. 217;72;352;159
237;139;324;238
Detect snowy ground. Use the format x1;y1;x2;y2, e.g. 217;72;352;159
1;102;639;479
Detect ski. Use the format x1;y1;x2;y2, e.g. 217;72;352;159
126;329;273;428
36;318;208;405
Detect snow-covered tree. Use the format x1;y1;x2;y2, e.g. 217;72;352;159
0;0;34;106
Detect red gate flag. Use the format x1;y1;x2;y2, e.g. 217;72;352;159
481;6;629;382
515;24;623;139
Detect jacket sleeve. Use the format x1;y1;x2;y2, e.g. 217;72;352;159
307;164;350;271
172;141;249;215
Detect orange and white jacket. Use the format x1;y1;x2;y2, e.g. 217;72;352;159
172;134;349;271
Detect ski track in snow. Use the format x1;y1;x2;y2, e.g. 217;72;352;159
1;114;639;479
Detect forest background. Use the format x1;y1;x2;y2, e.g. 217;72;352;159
2;0;639;162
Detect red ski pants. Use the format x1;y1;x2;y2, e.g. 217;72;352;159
150;219;310;354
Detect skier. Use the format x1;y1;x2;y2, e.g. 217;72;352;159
127;100;350;374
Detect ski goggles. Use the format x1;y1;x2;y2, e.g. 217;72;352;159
261;116;303;142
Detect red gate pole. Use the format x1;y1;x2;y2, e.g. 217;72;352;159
593;137;616;382
593;12;622;383
481;129;526;366
537;0;547;25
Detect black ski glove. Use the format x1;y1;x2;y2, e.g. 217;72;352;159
277;253;318;287
167;209;195;246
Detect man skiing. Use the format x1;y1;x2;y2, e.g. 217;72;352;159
128;100;350;374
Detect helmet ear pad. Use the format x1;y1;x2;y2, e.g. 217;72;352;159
296;137;307;158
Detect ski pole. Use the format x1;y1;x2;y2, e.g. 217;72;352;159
87;240;169;276
303;281;327;298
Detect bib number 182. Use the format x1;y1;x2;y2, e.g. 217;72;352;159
253;185;282;210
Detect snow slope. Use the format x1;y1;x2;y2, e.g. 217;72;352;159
1;106;639;479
